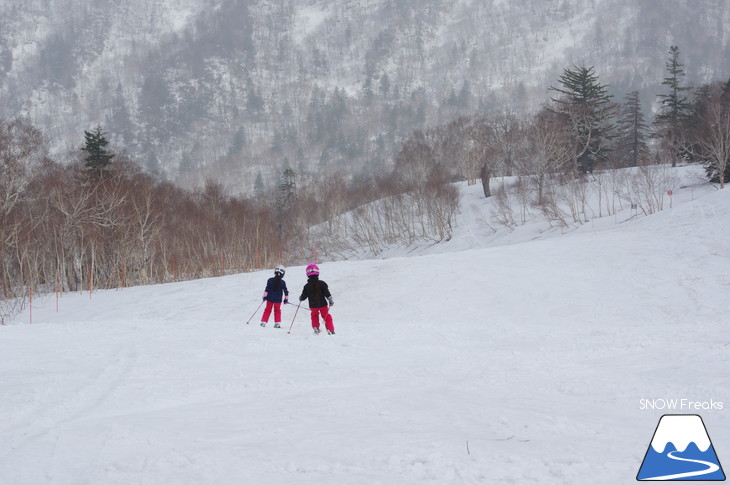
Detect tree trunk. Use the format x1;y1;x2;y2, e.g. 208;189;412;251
73;250;83;293
0;245;9;299
480;163;491;198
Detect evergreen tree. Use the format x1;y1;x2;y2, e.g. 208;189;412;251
655;45;693;165
275;166;296;238
227;128;246;157
616;91;649;167
458;80;472;108
253;171;264;197
81;126;114;173
276;166;296;215
246;78;264;114
656;46;692;125
445;87;458;107
362;77;374;105
549;64;615;173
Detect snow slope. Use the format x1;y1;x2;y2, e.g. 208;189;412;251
1;171;729;484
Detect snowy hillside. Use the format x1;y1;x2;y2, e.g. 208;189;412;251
3;0;730;190
1;169;728;484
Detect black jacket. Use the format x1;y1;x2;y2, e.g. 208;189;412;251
299;276;332;308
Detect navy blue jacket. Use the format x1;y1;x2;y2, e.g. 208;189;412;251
264;277;289;303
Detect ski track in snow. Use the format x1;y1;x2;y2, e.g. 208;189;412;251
1;168;729;484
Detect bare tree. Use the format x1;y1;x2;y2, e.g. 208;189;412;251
487;111;524;177
698;104;730;188
125;171;164;284
394;130;438;188
466;118;495;197
0;120;47;298
518;112;573;205
426;118;470;182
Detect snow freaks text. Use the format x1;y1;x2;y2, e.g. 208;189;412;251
640;399;724;411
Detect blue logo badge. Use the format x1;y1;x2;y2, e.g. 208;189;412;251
637;414;725;481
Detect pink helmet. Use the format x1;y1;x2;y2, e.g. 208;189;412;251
305;263;319;276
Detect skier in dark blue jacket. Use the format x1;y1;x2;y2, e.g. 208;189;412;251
260;265;289;328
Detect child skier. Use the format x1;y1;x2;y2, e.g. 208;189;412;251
298;263;335;335
261;265;289;328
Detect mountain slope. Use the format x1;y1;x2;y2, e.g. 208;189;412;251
1;168;728;484
3;0;730;192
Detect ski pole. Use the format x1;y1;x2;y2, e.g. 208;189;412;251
245;300;265;324
287;303;302;334
285;301;309;311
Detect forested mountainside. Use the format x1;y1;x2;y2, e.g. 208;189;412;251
2;0;730;192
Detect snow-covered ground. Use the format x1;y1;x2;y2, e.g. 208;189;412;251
1;168;729;484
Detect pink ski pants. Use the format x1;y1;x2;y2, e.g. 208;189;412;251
262;302;282;323
310;306;334;333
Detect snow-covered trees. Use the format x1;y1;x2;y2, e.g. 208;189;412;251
549;65;615;174
615;91;650;168
701;105;730;188
654;45;693;166
657;47;693;124
688;84;730;188
0;115;466;319
519;110;573;204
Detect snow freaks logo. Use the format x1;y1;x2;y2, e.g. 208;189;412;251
637;414;726;481
640;399;724;411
